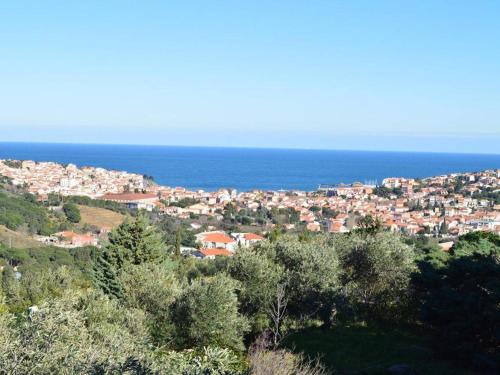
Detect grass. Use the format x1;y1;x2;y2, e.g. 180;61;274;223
284;324;476;375
77;205;126;230
0;225;42;248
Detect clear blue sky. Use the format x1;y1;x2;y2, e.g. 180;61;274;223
0;0;499;153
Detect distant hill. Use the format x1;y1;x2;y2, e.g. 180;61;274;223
77;205;126;230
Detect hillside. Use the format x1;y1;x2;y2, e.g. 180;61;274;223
0;224;42;248
77;205;126;230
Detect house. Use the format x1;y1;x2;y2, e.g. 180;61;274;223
185;203;212;215
100;192;158;211
56;231;98;247
196;231;237;251
233;232;265;247
326;219;348;233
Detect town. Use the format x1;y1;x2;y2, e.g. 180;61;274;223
1;159;499;255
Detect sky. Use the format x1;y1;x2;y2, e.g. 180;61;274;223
0;0;499;153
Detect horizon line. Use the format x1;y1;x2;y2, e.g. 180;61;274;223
2;140;500;157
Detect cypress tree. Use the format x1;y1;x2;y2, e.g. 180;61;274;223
175;229;182;259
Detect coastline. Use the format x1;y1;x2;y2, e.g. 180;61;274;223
1;142;499;192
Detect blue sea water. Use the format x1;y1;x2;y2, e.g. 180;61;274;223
0;142;499;191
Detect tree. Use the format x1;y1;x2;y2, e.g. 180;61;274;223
414;232;500;370
173;274;249;351
1;266;21;310
0;290;153;374
335;231;416;320
355;214;382;235
93;247;124;298
439;218;448;235
62;203;81;223
228;248;284;335
259;235;341;325
47;193;62;206
119;261;181;345
175;229;182;259
93;214;166;297
106;213;165;265
269;283;288;348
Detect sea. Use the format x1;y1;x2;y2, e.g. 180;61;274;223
0;142;499;192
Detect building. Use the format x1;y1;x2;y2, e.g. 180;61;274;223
232;232;265;247
101;192;159;211
196;231;237;251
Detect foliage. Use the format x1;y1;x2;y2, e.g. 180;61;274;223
228;247;284;335
2;159;22;169
93;214;166;298
153;346;247;375
173;273;249;351
334;231;416;320
249;345;328;375
0;192;55;235
1;265;82;313
0;290;152;375
64;195;130;214
414;232;500;371
156;215;197;248
284;324;470;375
373;186;403;198
119;261;181;345
63;202;81;223
0;189;498;374
169;197;199;208
258;235;341;325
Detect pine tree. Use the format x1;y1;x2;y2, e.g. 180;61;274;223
107;213;165;265
93;213;165;297
93;247;124;298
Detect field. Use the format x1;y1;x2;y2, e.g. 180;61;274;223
0;225;42;248
77;205;126;230
285;324;476;375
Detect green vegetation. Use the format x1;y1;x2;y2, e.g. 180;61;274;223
373;185;404;198
0;225;42;248
2;160;22;169
63;195;130;214
0;192;55;235
168;197;199;208
63;202;81;223
285;325;474;375
0;193;498;373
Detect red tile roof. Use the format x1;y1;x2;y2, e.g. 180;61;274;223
244;233;265;241
203;233;235;244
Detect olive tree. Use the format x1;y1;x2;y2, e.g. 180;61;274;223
173;273;249;351
334;231;416;320
258;235;341;326
228;247;284;335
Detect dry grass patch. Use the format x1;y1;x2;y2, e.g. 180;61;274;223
0;225;42;248
77;205;126;230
